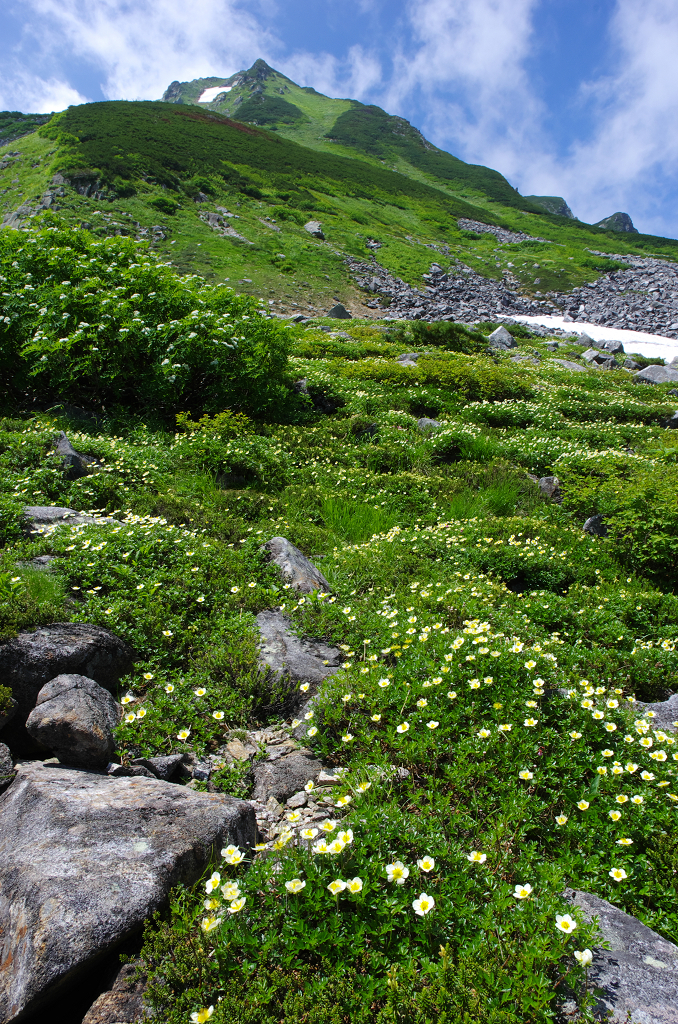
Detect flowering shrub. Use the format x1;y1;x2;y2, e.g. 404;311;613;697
0;227;292;419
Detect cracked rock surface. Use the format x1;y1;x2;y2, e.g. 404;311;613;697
0;761;255;1022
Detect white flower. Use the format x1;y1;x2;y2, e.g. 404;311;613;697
346;877;363;894
426;720;439;730
555;914;577;934
412;892;435;916
285;878;306;893
386;860;409;884
609;867;628;882
513;883;533;899
467;851;486;864
417;856;435;872
574;949;593;967
328;879;346;895
396;722;410;734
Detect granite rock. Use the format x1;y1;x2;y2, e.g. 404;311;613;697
260;536;330;593
0;761;255;1022
25;674;120;769
252;749;323;803
256;610;341;704
564;888;678;1024
0;742;15;795
635;364;678;385
0;623;133;755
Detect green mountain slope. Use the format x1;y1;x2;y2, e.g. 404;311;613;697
1;85;677;318
162;59;542;212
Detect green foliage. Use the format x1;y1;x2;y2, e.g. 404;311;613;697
236;95;305;126
0;684;14;716
391;321;487;354
149;195;179;215
0;110;52;145
325;104;542;212
0;226;293;420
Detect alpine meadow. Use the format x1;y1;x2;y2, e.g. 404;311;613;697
1;57;678;1024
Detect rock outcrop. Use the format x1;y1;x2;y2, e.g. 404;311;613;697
252;749;323;803
25;674;120;769
0;623;133;755
260;536;331;593
635;364;678;385
0;761;255;1022
256;610;341;697
564;888;678;1023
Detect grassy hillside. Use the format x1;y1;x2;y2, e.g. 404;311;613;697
1;93;677;319
2;224;678;1023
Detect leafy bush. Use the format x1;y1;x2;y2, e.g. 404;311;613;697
0;226;293;420
388;320;486;354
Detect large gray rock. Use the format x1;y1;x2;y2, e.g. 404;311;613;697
22;506;122;536
552;359;587;372
327;302;352;319
417;417;441;432
256;610;341;696
260;536;331;593
55;431;95;479
564;888;678;1023
634;692;678;734
252;749;323;803
0;623;133;755
25;674;120;768
635;364;678;385
81;962;149;1024
304;220;324;239
583;514;609;537
0;761;255;1022
0;742;14;795
23;506;98;534
538;476;561;502
488;325;517;350
396;352;419;367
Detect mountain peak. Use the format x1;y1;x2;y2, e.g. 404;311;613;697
594;211;638;233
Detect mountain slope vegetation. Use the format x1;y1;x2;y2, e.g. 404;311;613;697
1;222;678;1023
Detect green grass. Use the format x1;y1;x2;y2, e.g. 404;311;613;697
2;143;678;1024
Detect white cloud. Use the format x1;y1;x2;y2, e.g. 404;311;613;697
279;45;383;102
0;68;87;113
381;0;543;181
550;0;678;231
13;0;278;101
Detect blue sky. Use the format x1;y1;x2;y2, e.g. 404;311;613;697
2;0;678;238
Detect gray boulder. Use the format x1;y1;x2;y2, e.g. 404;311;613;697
538;476;561;502
25;674;120;769
0;742;15;795
634;692;678;734
635;364;678;385
600;338;624;355
417;417;441;432
304;220;324;239
81;962;149;1024
488;325;517;350
327;302;352;319
564;888;678;1024
252;749;323;803
0;761;255;1022
0;623;133;755
665;411;678;429
22;506;121;536
256;610;341;704
583;514;609;537
582;347;610;365
552;359;587;372
397;352;419;367
624;357;641;370
132;753;185;780
260;536;330;593
55;431;95;479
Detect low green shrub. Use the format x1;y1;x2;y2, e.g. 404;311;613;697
0;227;293;420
